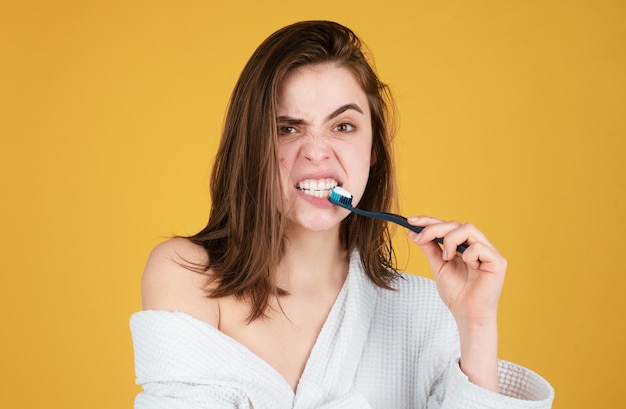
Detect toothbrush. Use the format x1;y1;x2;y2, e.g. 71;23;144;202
328;186;468;254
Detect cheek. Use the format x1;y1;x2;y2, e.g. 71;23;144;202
277;143;295;168
278;154;290;184
278;142;301;179
352;142;373;172
277;152;294;201
349;142;374;200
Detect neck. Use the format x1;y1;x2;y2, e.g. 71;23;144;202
278;225;349;293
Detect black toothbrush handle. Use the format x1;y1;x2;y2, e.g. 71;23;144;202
350;208;468;254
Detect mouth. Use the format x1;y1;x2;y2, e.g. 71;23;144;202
295;178;339;198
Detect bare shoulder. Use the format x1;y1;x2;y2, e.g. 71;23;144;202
141;237;219;326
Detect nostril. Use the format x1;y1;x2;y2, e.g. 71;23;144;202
302;142;331;162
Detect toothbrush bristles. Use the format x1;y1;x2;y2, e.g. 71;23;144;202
328;187;354;208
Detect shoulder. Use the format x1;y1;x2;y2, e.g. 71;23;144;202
141;237;219;327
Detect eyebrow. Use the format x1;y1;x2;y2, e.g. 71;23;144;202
325;103;364;121
276;103;364;125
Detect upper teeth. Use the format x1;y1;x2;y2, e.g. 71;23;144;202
297;178;338;197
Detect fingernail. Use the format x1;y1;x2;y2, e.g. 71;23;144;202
408;216;419;223
442;250;448;261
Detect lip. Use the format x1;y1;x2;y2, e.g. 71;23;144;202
295;188;336;208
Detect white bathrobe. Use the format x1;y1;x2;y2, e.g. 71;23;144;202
130;251;554;408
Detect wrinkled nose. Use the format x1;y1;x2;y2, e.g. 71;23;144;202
301;136;330;163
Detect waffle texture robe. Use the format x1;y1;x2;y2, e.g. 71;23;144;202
130;251;554;408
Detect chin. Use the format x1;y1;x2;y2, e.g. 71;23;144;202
288;212;344;234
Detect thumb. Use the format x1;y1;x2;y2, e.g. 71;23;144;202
409;231;446;276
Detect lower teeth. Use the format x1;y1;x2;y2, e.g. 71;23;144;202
301;189;329;198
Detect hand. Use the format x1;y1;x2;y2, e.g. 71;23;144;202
407;216;507;326
407;216;505;391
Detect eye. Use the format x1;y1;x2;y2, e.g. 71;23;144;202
334;123;355;132
278;126;298;135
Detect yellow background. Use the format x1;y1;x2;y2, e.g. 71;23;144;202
1;0;624;407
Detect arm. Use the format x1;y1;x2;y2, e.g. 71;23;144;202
407;217;505;392
408;219;554;408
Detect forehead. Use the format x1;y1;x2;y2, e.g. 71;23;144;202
277;63;369;114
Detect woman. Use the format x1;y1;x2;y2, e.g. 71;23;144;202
131;20;554;408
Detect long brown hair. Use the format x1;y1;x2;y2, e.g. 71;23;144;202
186;20;398;320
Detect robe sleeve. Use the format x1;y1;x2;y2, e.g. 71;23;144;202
316;393;372;409
434;359;554;409
130;311;295;409
135;381;254;409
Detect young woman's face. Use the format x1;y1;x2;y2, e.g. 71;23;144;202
276;63;373;233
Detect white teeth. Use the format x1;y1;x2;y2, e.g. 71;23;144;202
296;178;338;198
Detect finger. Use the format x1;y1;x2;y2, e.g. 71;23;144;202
406;217;454;270
459;241;485;271
408;219;463;262
443;223;493;248
407;215;441;228
411;220;498;264
461;242;507;273
412;220;462;253
440;223;494;260
410;233;446;274
407;216;439;244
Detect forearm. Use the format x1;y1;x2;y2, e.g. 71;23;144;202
457;318;499;393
